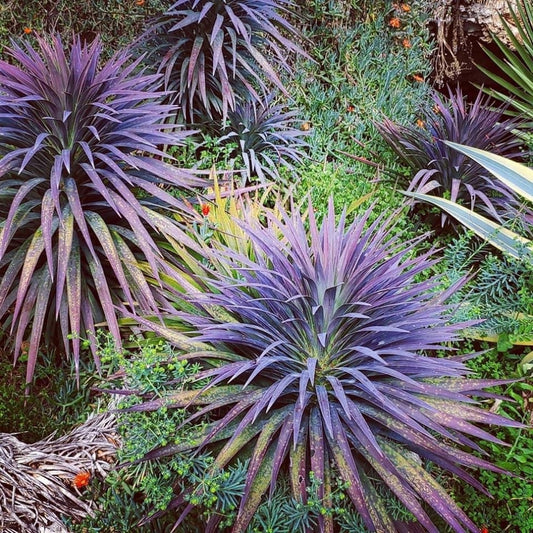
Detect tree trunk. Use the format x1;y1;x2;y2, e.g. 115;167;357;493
431;0;519;88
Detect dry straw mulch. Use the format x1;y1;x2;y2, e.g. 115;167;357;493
0;406;118;533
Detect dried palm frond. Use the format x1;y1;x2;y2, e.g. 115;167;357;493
0;407;118;533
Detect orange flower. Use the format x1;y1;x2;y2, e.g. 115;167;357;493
402;38;411;48
135;0;145;4
400;3;411;11
412;74;424;83
389;17;401;29
23;27;32;34
73;471;91;489
201;204;210;216
416;118;425;129
346;104;355;113
21;340;30;356
300;121;311;131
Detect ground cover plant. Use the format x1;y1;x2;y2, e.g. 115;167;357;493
289;0;434;219
0;350;94;442
440;232;533;362
0;34;205;385
0;0;170;60
128;200;524;533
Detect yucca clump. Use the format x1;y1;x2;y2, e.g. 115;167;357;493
0;34;205;384
377;86;526;224
133;200;522;532
142;0;306;122
219;94;309;184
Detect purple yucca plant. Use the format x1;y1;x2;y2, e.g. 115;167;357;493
132;200;522;532
142;0;306;122
0;34;205;384
219;94;309;183
377;86;526;223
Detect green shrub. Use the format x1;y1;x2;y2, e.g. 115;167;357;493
442;232;533;348
70;336;203;532
291;160;417;238
291;161;374;216
0;0;170;59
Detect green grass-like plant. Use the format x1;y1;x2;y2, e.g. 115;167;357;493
477;0;533;126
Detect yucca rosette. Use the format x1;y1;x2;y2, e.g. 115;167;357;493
132;200;522;532
220;94;308;183
377;86;526;224
0;34;205;383
143;0;306;121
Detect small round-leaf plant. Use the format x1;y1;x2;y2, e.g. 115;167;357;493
141;0;307;123
0;34;206;386
131;199;523;533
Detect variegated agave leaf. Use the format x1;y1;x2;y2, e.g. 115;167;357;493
134;200;523;532
0;34;206;385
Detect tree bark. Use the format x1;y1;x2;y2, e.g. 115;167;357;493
431;0;519;87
